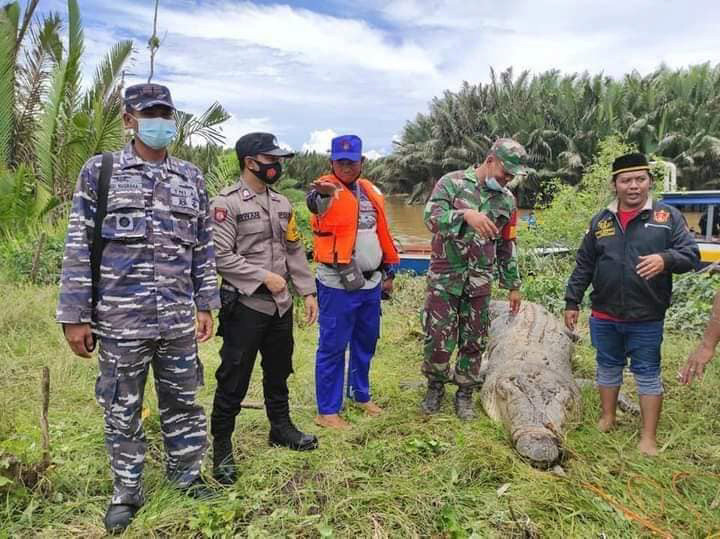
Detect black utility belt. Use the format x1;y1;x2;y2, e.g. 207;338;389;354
221;283;273;296
321;263;380;279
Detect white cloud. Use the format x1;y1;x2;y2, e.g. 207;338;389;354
302;129;337;154
101;1;437;75
364;149;385;160
206;116;275;149
66;0;720;156
278;140;294;152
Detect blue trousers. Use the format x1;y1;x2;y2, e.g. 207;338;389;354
315;281;381;414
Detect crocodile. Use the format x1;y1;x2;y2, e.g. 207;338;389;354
480;301;581;468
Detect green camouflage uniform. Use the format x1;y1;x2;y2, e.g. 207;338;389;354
422;139;528;387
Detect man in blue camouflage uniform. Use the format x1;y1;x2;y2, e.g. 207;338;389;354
421;139;528;420
56;83;220;534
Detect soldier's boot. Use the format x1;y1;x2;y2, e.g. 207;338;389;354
104;503;140;535
454;386;476;420
212;437;236;486
421;382;446;414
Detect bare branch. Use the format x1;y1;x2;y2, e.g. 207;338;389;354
147;0;160;83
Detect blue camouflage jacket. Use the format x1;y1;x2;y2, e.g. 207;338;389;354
56;142;220;339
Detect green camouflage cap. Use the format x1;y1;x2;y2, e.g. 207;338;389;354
490;138;532;176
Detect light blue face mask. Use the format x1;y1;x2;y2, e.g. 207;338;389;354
135;117;177;150
485;176;504;191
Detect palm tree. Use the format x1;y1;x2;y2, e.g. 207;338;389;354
383;65;720;204
0;0;132;232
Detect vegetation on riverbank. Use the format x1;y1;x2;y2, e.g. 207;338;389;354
372;64;720;205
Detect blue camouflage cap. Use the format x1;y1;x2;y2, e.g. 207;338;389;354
331;135;362;161
124;83;175;111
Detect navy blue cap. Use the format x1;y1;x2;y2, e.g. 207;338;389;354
235;132;294;161
331;134;362;161
124;83;174;111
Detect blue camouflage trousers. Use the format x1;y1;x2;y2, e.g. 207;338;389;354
96;335;207;506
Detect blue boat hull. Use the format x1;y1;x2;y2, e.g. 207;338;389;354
398;254;430;275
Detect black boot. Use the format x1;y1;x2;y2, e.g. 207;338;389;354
104;503;140;535
265;382;318;451
454;386;476;420
180;477;219;501
269;420;319;451
212;437;236;485
421;382;446;414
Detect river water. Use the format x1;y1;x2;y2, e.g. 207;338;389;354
384;195;535;246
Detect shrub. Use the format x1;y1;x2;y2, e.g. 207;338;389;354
0;224;66;285
665;272;720;335
518;136;635;252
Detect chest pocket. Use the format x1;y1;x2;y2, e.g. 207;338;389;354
171;204;199;246
102;192;146;241
236;220;267;254
169;181;200;245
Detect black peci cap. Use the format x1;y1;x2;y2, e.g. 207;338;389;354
612;152;651;178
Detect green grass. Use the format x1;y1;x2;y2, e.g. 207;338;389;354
2;275;720;537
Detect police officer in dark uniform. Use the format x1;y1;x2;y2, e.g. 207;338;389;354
209;133;319;484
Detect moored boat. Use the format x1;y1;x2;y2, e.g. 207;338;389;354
660;190;720;266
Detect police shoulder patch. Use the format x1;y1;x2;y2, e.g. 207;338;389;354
214;207;228;223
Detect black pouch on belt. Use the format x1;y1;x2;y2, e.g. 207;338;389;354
335;260;366;291
218;286;240;337
220;287;239;309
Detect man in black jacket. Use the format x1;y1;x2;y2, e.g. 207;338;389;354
564;153;699;456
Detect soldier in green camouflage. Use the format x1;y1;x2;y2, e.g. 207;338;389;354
421;138;530;420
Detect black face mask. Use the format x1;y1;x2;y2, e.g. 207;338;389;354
250;159;282;184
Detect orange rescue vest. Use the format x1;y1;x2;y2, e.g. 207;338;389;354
311;175;400;266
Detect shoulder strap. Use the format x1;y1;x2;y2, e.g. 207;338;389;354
91;152;113;311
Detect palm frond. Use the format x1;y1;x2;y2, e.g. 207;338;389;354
82;39;132;112
15;0;40;52
171;101;231;151
14;13;63;165
62;0;84;116
205;151;240;196
34;59;68;194
0;4;18;168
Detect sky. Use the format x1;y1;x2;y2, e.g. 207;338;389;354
39;0;720;157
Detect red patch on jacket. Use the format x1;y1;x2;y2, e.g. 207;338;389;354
214;207;227;223
653;210;670;223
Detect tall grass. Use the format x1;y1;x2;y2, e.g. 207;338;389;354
1;275;719;537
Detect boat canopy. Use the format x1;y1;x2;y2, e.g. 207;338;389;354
661;191;720;206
